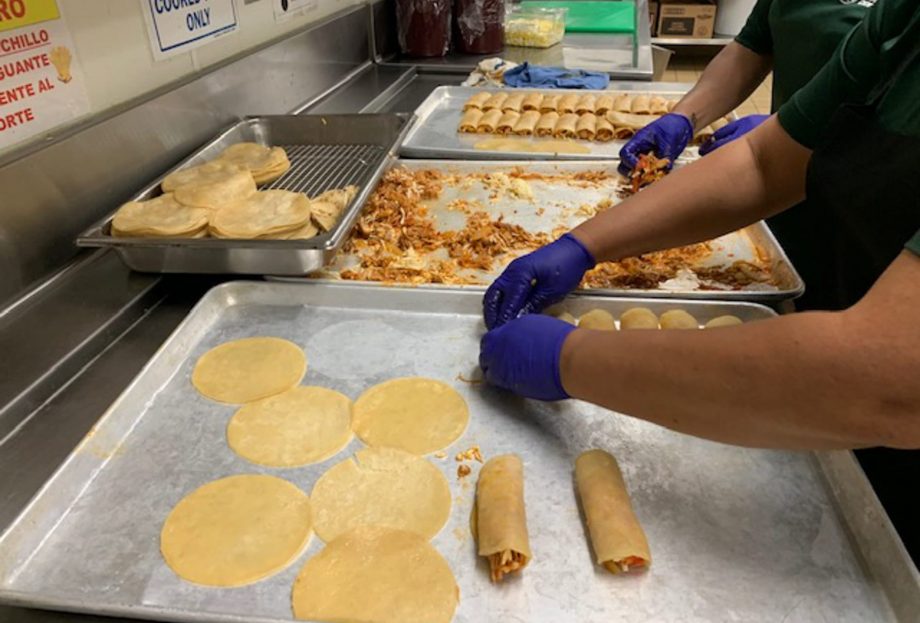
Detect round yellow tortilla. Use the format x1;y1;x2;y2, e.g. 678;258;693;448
227;386;353;467
352;377;469;455
161;474;312;587
192;337;306;404
310;447;451;542
209;190;311;239
217;142;291;185
291;526;458;623
161;160;249;192
111;194;208;237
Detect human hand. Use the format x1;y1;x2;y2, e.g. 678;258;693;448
482;233;595;330
699;114;769;155
479;314;577;401
618;113;694;176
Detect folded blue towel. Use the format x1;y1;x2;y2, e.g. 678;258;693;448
503;62;610;90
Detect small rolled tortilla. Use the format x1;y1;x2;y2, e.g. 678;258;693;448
667;99;678;112
513;110;541;136
477;109;503;133
496;111;521;135
607;111;660;138
575;449;651;574
540;94;561;113
649;95;669;115
595;117;615;142
576;113;597;140
558;93;579;114
464;91;491;111
522;92;544;111
474;454;531;582
619;307;658;330
630;94;651;114
595;94;614;115
659;309;698;329
535;112;559;137
554;113;579;139
613;93;632;113
482;92;508;111
705;314;742;328
502;93;525;113
575;94;596;115
458;109;484;133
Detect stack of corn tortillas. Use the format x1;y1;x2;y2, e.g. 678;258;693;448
110;141;358;240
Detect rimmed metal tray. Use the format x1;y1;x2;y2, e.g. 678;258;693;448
301;159;804;302
399;86;720;161
77;114;412;276
0;282;911;623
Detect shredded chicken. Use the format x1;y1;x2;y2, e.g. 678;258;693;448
489;550;528;583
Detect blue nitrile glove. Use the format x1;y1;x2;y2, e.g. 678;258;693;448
483;233;596;330
699;114;769;156
480;314;576;401
618;113;694;176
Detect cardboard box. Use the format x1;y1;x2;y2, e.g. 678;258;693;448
648;1;660;36
658;0;716;38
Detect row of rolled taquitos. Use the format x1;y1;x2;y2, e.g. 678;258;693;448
474;450;650;583
463;91;677;117
460;107;732;143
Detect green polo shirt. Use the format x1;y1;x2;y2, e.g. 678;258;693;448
735;0;869;112
774;0;920;256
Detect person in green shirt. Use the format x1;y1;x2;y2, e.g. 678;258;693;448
620;0;873;310
480;0;920;560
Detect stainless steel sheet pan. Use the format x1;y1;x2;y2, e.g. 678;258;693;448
399;86;716;161
0;282;907;623
307;159;804;302
77;114;411;276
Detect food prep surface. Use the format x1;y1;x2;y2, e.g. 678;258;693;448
400;87;730;160
314;160;803;301
0;283;894;623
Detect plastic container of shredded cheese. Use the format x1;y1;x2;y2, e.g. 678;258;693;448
504;5;567;48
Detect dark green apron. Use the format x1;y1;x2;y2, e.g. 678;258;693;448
804;99;920;563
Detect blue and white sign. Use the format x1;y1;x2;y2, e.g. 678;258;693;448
142;0;238;60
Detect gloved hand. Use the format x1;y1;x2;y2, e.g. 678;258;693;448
618;113;694;176
699;114;769;156
479;314;576;401
483;233;596;330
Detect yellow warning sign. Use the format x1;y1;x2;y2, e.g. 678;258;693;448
0;0;60;34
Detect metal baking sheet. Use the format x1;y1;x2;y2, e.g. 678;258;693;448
400;86;716;161
0;282;907;623
77;114;411;276
308;159;804;302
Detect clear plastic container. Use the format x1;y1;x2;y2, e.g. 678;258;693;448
455;0;505;54
504;5;567;48
396;0;452;58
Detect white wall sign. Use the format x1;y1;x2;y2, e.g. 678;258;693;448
273;0;317;23
142;0;238;60
0;0;90;149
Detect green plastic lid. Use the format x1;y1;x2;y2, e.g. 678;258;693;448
522;1;636;33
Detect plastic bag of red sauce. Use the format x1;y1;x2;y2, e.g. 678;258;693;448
454;0;505;54
396;0;452;57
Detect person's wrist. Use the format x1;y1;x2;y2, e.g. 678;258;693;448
558;328;586;398
668;109;696;133
566;229;602;266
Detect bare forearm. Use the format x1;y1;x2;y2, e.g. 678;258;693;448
560;311;914;450
672;42;773;131
575;117;809;262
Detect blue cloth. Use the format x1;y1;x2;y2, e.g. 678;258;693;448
503;62;610;90
482;233;596;329
480;314;576;401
